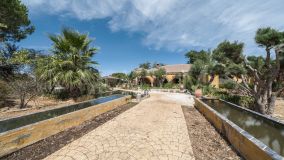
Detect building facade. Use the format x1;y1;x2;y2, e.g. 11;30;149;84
135;64;219;88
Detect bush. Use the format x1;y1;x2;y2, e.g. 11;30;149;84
88;82;110;95
0;80;10;107
220;81;237;90
141;84;150;90
183;75;199;92
10;77;38;108
163;82;174;89
202;85;217;96
0;80;9;100
53;89;70;100
214;90;254;109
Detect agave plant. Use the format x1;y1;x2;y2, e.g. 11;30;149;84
38;28;99;97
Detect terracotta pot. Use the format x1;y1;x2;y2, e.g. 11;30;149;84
180;84;184;90
195;89;202;98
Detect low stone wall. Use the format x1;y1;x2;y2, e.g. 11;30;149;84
194;98;283;160
150;89;185;93
0;95;131;157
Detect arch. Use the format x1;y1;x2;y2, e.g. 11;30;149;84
172;77;180;84
163;78;168;84
165;75;175;82
140;76;154;87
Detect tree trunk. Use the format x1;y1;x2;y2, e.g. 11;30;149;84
70;87;81;99
20;95;25;109
254;93;276;115
255;98;266;114
267;94;276;115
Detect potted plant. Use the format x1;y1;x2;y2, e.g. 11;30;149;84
192;85;202;98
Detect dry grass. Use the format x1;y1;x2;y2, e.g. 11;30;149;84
0;96;76;120
273;98;284;121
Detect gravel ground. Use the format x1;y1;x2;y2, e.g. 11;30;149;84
182;106;243;160
274;98;284;121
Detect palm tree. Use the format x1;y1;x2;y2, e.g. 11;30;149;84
38;28;99;98
154;68;166;87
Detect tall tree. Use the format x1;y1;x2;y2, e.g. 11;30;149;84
186;50;220;85
139;62;151;69
0;43;19;78
38;28;99;98
154;68;166;87
0;0;34;78
0;0;34;42
6;49;40;108
111;72;128;80
128;71;138;87
212;28;284;114
185;50;210;64
137;69;148;85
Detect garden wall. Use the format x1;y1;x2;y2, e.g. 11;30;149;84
0;95;131;157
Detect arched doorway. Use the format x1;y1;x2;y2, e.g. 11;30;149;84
140;76;154;87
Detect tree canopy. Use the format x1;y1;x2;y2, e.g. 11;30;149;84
184;27;284;115
185;50;210;64
139;62;151;69
0;0;34;42
212;41;246;78
154;68;166;87
186;50;219;87
38;28;99;97
111;72;128;80
212;27;284;114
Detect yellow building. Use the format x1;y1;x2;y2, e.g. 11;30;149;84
202;74;220;88
135;64;219;88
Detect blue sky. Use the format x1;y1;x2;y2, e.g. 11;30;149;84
19;14;185;75
20;0;284;75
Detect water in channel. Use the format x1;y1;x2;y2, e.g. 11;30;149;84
0;94;125;133
202;99;284;157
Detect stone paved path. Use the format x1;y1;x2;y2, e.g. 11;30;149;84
45;93;195;160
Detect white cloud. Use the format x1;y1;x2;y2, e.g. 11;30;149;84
23;0;284;54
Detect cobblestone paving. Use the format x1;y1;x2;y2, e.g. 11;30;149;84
45;93;195;160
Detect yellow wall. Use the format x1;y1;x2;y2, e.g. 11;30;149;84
142;73;220;88
208;75;219;88
201;74;220;88
232;76;254;84
233;76;242;83
144;76;155;86
165;74;175;82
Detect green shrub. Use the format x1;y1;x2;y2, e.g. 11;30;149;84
190;85;200;92
239;96;255;109
53;90;70;100
220;81;237;90
213;91;254;109
0;80;10;107
141;84;150;90
202;85;217;96
163;82;174;89
0;80;9;100
183;75;200;92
